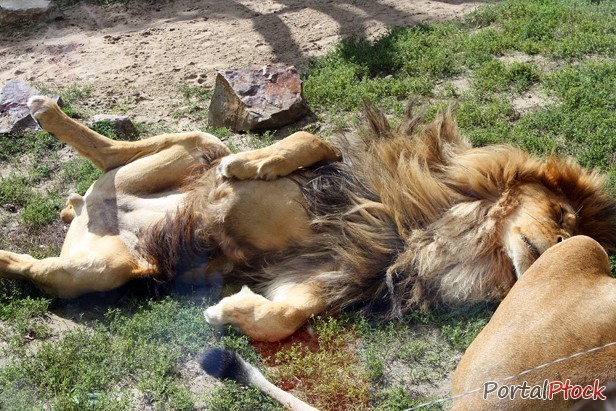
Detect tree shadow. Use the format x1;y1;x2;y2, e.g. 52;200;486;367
17;0;487;68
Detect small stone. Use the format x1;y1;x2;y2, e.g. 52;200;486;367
3;203;17;213
208;64;308;131
0;0;62;25
89;114;139;140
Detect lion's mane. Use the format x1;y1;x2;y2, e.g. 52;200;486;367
140;102;616;319
249;102;616;319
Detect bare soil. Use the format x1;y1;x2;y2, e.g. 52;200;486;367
1;0;484;128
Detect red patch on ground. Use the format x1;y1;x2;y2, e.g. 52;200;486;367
250;324;372;410
250;326;320;390
251;326;320;363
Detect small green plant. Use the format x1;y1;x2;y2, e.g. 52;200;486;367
374;386;445;411
61;158;102;195
0;174;33;207
0;294;51;350
204;125;233;140
207;383;282;411
472;59;541;96
20;193;63;228
246;129;277;149
170;84;213;121
89;120;119;140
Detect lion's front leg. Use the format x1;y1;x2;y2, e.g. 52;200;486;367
204;283;326;342
218;131;341;180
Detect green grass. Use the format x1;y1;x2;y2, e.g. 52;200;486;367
170;83;213;123
60;159;102;195
0;296;219;410
1;0;615;409
20;193;64;228
207;383;282;411
0;132;62;163
267;316;372;411
0;174;63;228
471;59;541;96
304;0;615;176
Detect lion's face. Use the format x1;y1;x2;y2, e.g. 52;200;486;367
503;184;578;278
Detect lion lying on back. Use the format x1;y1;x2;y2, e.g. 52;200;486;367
1;96;614;342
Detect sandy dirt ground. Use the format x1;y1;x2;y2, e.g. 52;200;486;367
1;0;484;128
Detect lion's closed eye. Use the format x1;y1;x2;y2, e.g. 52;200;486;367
558;205;566;225
559;204;578;233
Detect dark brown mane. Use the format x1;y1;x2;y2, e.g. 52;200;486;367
287;102;616;317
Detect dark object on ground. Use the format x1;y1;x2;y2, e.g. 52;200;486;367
0;79;64;134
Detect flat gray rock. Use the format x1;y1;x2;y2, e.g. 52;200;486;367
0;79;63;134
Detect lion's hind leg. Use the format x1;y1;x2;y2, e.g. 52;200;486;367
204;282;326;342
28;96;228;174
218;131;341;180
0;237;143;298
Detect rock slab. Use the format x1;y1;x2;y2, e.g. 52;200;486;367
208;64;308;131
0;0;62;24
0;79;63;134
89;114;139;140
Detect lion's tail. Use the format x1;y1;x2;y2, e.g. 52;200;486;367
200;348;319;411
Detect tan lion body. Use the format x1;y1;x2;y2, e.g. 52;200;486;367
1;97;615;343
451;235;616;410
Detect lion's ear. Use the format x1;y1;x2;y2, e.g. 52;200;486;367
362;101;393;140
543;157;616;251
397;97;424;137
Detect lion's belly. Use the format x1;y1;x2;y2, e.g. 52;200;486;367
117;193;187;251
214;178;313;257
61;191;187;258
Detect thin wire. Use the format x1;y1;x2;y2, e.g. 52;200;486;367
403;341;616;411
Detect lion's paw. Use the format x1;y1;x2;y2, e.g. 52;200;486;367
203;305;225;325
217;153;261;180
204;285;256;325
27;95;56;120
217;152;286;181
217;154;241;179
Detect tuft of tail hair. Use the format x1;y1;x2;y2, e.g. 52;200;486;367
200;348;319;411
